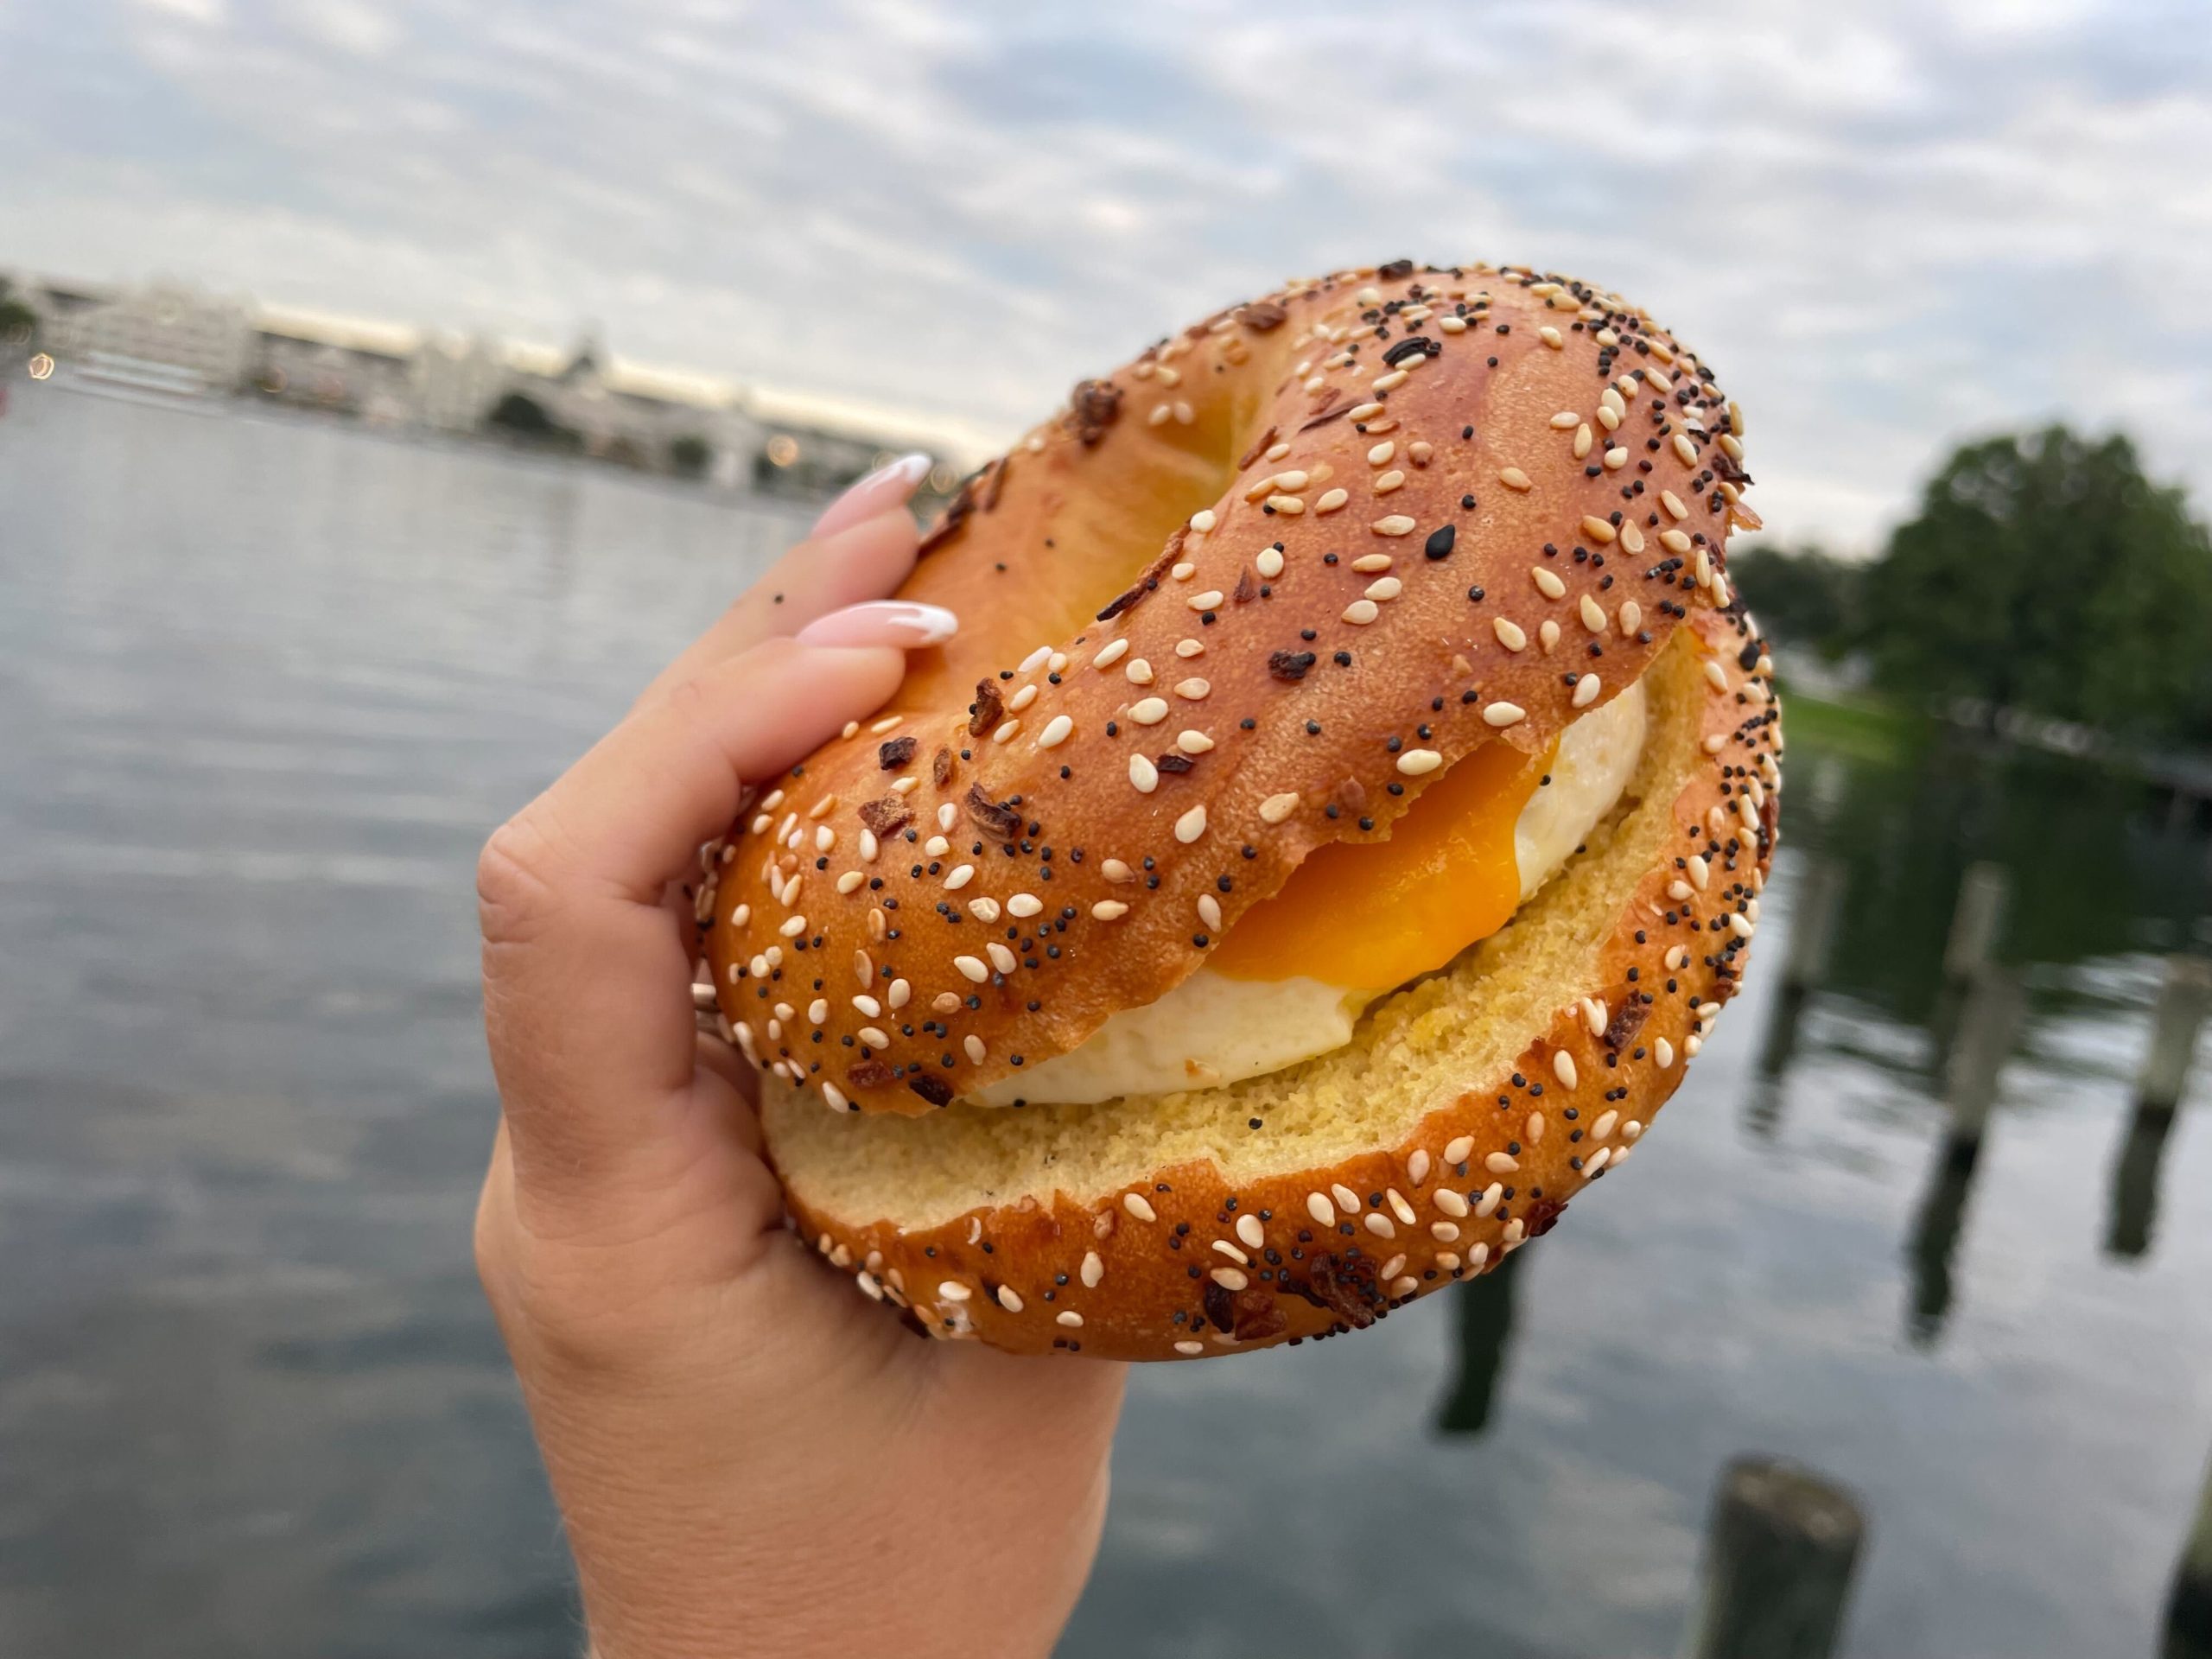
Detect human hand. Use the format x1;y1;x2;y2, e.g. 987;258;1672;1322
474;457;1128;1659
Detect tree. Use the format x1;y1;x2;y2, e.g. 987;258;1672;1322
668;433;712;478
1867;427;2212;740
484;391;579;449
0;278;36;346
1727;543;1865;661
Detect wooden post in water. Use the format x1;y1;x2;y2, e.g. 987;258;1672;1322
1682;1456;1866;1659
1783;857;1847;995
2140;955;2212;1112
1943;862;2010;983
1943;965;2024;1154
2168;1449;2212;1659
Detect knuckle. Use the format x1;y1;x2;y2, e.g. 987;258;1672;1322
475;816;560;946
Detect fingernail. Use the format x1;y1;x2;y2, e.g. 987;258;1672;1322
810;453;933;537
795;601;959;650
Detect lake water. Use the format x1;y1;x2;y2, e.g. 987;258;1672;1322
3;390;2209;1658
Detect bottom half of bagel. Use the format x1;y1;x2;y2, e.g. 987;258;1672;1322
759;613;1779;1361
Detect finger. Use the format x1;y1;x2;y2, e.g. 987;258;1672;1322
633;474;928;712
810;452;932;540
480;639;901;1209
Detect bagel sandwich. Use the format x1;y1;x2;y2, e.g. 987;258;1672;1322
698;260;1777;1360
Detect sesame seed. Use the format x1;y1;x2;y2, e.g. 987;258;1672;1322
1130;696;1169;724
1433;1186;1470;1217
1057;1310;1084;1327
1387;1188;1417;1225
1366;576;1403;601
1369;441;1396;466
1554;1051;1579;1090
1500;467;1533;492
1494;617;1528;652
1485;1151;1520;1174
1343;599;1380;625
1175;678;1211;700
1268;495;1307;515
1656;1038;1676;1068
1705;660;1732;692
940;1281;972;1301
1332;1183;1360;1214
1080;1250;1103;1287
1257;548;1285;578
1397;748;1444;776
1580;515;1617;545
1094;639;1129;668
1209;1266;1249;1293
1007;893;1043;918
1175;804;1209;843
1574;423;1592;459
1532;567;1567;600
1173;562;1196;581
1372;369;1408;391
1260;791;1300;823
1580;594;1608;632
836;870;864;894
1091;899;1130;922
1549;410;1579;429
1124;1192;1157;1223
1363;1212;1397;1240
1174;1339;1205;1356
1484;702;1527;728
1371;515;1417;537
995;1284;1025;1313
1661;528;1693;553
1125;658;1155;684
1349;402;1384;421
1177;729;1213;754
954;955;989;983
1687;853;1710;890
1187;590;1224;611
1674;433;1699;465
1584;1147;1612;1176
1573;674;1602;708
1661;490;1688;520
986;943;1018;975
1619;600;1643;632
779;914;808;938
1189;509;1217;533
1315;488;1349;513
992;719;1020;745
944;864;975;890
1306;1192;1336;1226
1539;326;1563;349
1408;1148;1432;1184
1038;714;1074;749
1198;893;1223;930
1475;1182;1504;1217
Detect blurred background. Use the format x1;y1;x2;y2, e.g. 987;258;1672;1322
4;3;2212;1656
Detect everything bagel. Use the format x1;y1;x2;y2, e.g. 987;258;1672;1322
699;260;1777;1360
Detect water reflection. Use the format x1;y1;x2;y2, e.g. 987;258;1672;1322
1433;1251;1522;1438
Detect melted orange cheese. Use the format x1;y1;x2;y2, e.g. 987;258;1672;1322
1210;739;1548;989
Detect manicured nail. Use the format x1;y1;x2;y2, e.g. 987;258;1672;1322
795;601;959;650
810;453;933;537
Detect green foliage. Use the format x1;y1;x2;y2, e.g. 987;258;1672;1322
484;391;579;449
1729;543;1865;661
668;433;712;478
1867;427;2212;740
0;278;36;345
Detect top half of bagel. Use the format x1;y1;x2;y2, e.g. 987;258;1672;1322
702;260;1762;1116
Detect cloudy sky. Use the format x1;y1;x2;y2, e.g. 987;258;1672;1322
3;0;2208;548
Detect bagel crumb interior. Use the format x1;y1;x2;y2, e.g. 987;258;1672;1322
763;627;1704;1231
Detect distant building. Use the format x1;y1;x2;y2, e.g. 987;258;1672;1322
36;279;252;396
502;333;762;477
248;305;421;422
413;333;507;432
745;383;1001;499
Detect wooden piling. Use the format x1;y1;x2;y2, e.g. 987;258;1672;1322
2107;1098;2178;1261
1682;1456;1866;1659
1943;861;2010;983
1943;965;2024;1153
2139;955;2212;1112
2168;1450;2212;1659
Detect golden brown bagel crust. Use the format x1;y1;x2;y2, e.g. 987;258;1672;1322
760;603;1779;1359
702;261;1756;1116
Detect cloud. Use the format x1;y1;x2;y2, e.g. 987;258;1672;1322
2;0;2208;550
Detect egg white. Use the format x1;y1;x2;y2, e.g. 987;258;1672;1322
972;680;1649;1107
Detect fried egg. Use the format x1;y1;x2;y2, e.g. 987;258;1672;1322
973;679;1649;1106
